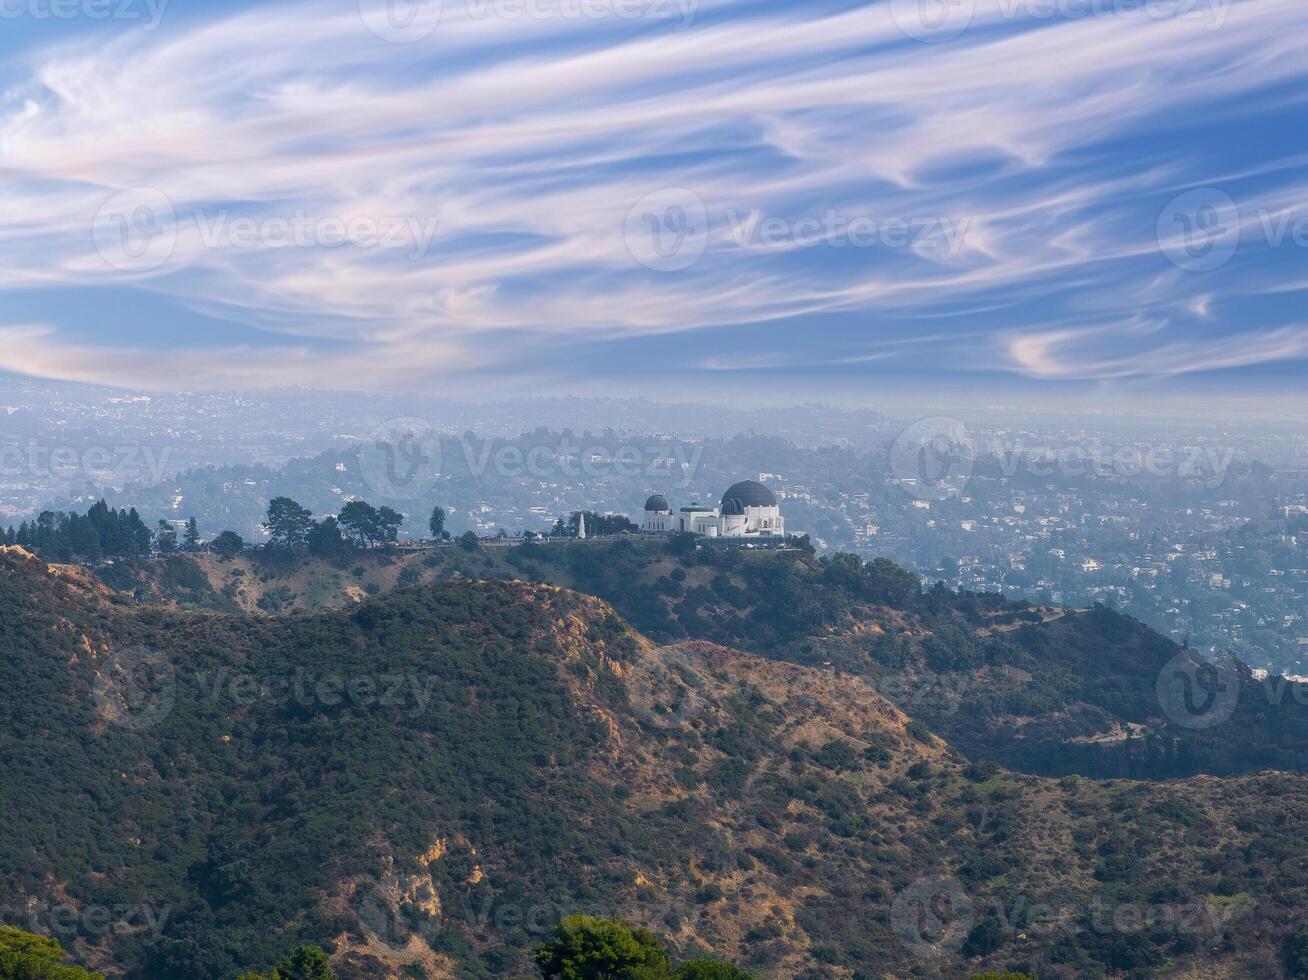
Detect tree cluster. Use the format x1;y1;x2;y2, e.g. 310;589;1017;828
1;500;152;562
550;511;639;538
262;497;404;554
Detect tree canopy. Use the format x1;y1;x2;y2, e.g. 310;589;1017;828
236;945;336;980
534;916;752;980
1;500;151;562
0;926;103;979
263;497;315;550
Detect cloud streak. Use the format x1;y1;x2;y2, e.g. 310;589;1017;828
0;0;1305;390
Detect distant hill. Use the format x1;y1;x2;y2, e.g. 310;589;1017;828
97;540;1308;779
5;545;1308;977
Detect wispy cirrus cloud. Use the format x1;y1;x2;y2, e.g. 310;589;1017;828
1007;323;1308;380
0;0;1305;391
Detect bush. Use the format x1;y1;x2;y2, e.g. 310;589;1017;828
210;530;245;558
964;761;1000;783
905;720;935;744
534;916;670;978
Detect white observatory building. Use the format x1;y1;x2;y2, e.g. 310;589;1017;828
640;480;786;539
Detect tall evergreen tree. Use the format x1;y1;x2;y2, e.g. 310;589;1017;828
263;497;314;551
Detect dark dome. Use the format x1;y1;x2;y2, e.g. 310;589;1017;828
720;480;777;510
721;497;745;516
644;493;670;512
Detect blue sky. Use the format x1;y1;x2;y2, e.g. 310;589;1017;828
0;0;1306;401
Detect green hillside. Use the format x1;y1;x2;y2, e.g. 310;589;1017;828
97;540;1308;779
3;546;1308;977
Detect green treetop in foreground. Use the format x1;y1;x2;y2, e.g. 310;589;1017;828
0;926;103;979
236;944;336;980
534;915;752;979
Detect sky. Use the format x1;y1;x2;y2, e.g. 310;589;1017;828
0;0;1306;405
